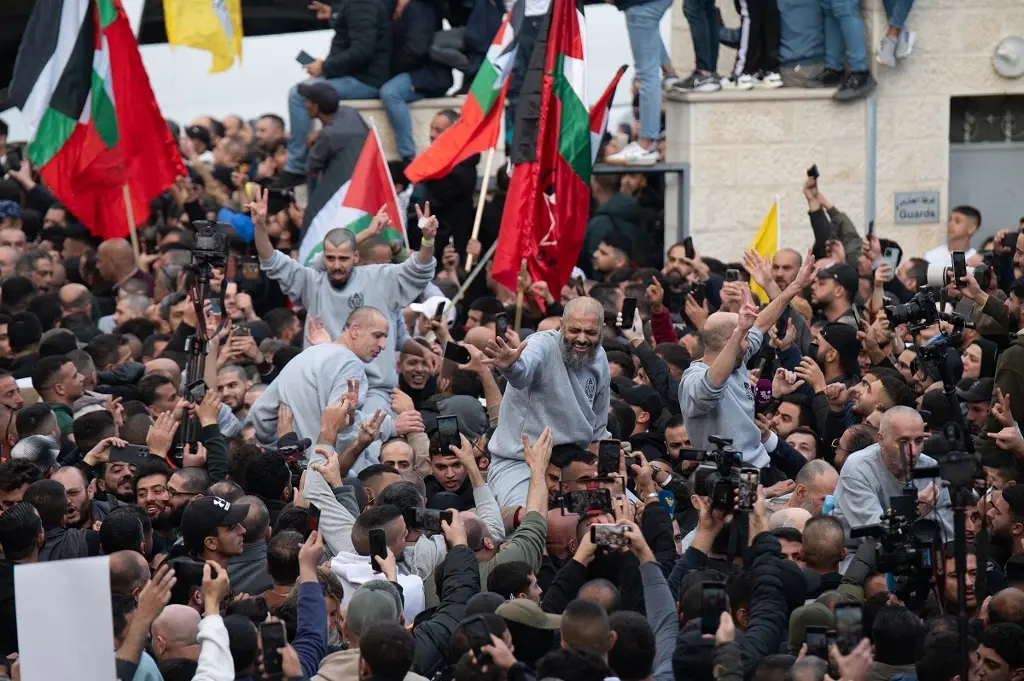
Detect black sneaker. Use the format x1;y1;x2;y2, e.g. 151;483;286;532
834;71;876;101
271;170;307;189
673;72;721;93
811;67;844;87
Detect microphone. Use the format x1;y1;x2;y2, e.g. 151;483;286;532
754;378;773;414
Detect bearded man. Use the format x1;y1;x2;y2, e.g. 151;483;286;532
484;296;610;506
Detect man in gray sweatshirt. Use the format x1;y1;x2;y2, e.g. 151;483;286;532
833;405;953;540
484;297;611;507
251;191;439;444
249;306;391;469
679;251;817;470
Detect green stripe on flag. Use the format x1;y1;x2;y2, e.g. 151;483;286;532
468;61;500;115
97;0;118;29
553;55;591;183
27;107;78;167
91;71;118;148
345;213;374;235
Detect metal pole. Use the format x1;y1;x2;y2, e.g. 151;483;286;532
865;93;878;227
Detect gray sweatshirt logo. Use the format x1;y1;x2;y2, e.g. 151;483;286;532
584;377;596;400
348;292;365;309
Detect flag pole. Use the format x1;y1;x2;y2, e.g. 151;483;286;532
452;239;499;306
514;260;528;332
369;117;409;252
122;184;141;265
465;145;497;272
775;193;781;250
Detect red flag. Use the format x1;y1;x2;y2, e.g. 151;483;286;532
493;0;589;296
590;65;627;165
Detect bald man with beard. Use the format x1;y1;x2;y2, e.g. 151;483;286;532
484;297;611;507
151;604;201;662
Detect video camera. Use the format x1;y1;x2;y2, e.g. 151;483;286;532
189;221;230;270
681;436;743;511
883;287;975;337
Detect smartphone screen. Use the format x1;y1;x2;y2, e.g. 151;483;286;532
951;251;967;287
306;503;321;533
369;528;388;570
260;621;287;675
806;342;819;362
690;281;706;307
737;469;759;511
867;220;875;237
807;164;819;179
434;301;446;321
805;625;829;659
437;415;461;453
443;342;472;365
701;583;728;636
590;523;630;549
597;440;620;477
405;508;444;534
495;313;508;337
683;237;695;260
835;603;863;654
620;297;637;329
725;269;740;282
564;488;612;515
296;50;315;65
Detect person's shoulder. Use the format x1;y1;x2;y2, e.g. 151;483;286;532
681;360;708;380
840;445;879;475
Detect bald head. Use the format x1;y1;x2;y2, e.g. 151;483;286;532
109;549;150;595
701;311;739;353
98;238;134;261
59;283;92;312
236;495;270;541
146;358;182;386
98;239;136;283
464;325;496;352
562;296;604;327
990;588;1024;626
879;405;923;436
345;305;388;330
152;604;201;662
768;507;812;531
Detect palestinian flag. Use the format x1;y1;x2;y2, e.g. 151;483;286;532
7;0;185;240
493;0;588;295
590;65;627;165
299;123;406;265
404;12;517;183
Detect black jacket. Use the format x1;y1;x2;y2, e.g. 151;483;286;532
323;0;392;87
391;0;452;96
579;194;645;278
0;561;16;657
411;156;478;256
411;545;480;678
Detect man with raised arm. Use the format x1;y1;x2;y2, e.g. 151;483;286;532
484;296;611;507
680;251;817;471
249;188;438;449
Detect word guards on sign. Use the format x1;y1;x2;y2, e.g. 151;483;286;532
894;191;940;224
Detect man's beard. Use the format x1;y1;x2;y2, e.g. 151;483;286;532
327;272;350;290
152;504;186;533
560;334;597;370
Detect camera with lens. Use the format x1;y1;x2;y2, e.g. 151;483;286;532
680;436;742;511
884;288;939;328
190;221;230;268
924;262;991;290
850;491;939;608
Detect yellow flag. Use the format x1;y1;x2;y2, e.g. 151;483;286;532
749;199;779;304
163;0;243;73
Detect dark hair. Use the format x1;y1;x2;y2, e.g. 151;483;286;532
449;614;508;661
99;507;145;555
486;560;534;599
608;611;655;681
223;614;259;674
0;502;40;560
171;467;211;495
85;333;122;369
843;424;878;458
561;598;612;659
264;308;298;339
141;333;172;360
550;444;597;470
121;413;154;446
951;205;982;227
28;295;63;332
770;527;803;544
266;530;303;584
0;459;43;493
273;505;311;538
375;481;423;512
356;464;401;483
916;632;966;681
871;605;922;664
117;318;157;343
158;659;199;681
654;343;691;372
753;655;797;681
578;578;621;613
131;459;172;498
8;312;42;353
535;648;612;681
359;621;416;681
16;403;55;439
979;623;1024;670
111;591;137;640
350;504;403;555
137;373;174;406
878;375;916;409
23;479;67;530
243;452;291;501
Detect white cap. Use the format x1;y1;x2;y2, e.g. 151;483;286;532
409;295;456;326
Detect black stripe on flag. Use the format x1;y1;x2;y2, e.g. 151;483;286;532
509;11;550;166
48;4;95;121
7;0;74;110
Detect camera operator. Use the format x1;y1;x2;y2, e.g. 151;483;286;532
833;406;953;541
679;251;816;473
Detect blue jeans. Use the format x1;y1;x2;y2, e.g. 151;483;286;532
821;0;867;71
286;76;379;175
626;0;672;141
882;0;913;29
683;0;719;73
379;73;426;160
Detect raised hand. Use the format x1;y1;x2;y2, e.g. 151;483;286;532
319;396;353;441
792;249;818;290
146;410;179;459
645;277;665;312
737;303;758;333
357;409;387;446
368;206;390;236
772;368;804;397
247;186;269;229
310;446;343;488
415;202;438;241
685;293;709;330
993;388;1014;428
742;249;773;290
522;426;553;472
306;315;331;345
795;356;826;393
346;377;360;406
482;336;527;370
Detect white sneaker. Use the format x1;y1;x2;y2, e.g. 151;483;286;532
662;75;682;91
754;71;784;88
896;29;916;58
604;141;659;167
721;73;755;90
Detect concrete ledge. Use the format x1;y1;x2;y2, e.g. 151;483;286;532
665;87;839;104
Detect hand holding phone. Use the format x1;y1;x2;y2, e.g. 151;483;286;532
620;297;637;329
369;528;388;571
306;503;321;533
443;342;472;366
259;621;287;677
296;50;315;66
598;440;620;477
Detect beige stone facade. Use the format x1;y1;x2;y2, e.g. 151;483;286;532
663;0;1024;260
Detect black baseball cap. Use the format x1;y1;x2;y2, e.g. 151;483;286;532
297;82;340;114
276;432;312;454
618;384;664;420
62;223;92;244
956;377;994;404
185;125;211;149
180;497;249;552
819;322;861;377
816;263;859;300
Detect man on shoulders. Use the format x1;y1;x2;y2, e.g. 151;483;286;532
924;205;981;266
